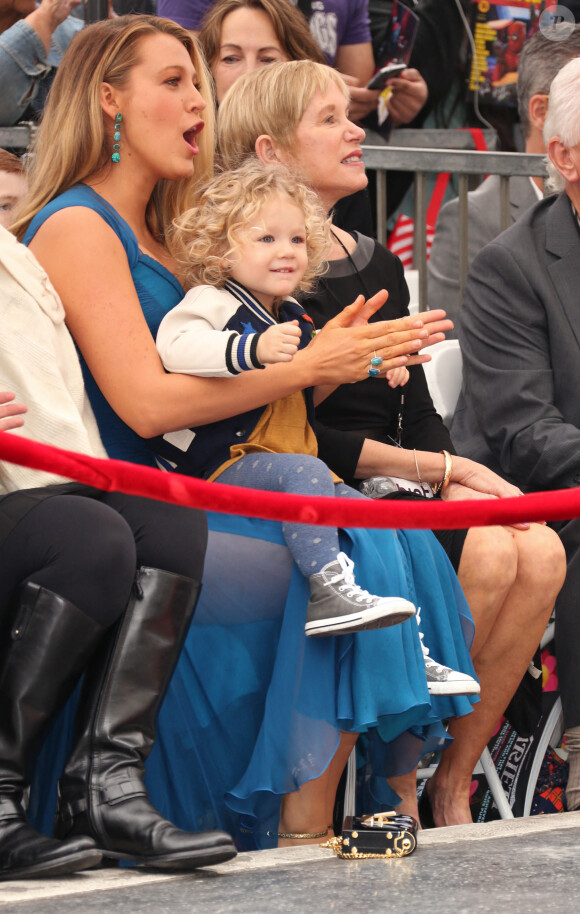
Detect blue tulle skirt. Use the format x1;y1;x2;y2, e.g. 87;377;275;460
28;512;477;849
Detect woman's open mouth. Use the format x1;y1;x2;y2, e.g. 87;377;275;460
341;152;363;165
183;122;204;155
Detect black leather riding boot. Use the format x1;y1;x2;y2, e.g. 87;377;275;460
55;567;237;870
0;583;103;880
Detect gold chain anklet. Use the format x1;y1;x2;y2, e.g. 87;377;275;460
272;828;329;839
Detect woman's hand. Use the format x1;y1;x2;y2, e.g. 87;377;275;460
303;293;434;385
404;310;454;366
26;0;82;53
337;297;453;368
339;288;390;327
304;296;457;384
413;309;454;345
450;455;523;499
0;392;27;432
443;456;535;530
442;482;532;532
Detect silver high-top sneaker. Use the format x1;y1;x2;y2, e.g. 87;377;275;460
416;609;480;696
305;552;416;637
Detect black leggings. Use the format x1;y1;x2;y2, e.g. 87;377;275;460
0;490;207;631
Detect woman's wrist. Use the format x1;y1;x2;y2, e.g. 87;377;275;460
432;450;453;495
287;345;319;389
354;441;456;484
25;8;55;54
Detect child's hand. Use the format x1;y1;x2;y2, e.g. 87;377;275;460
257;321;301;364
386;366;410;388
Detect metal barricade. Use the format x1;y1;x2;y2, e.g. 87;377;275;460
0;123;35;153
362;131;547;310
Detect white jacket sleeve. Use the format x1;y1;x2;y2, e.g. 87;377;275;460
156;286;264;377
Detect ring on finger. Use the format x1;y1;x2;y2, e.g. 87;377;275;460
368;351;383;377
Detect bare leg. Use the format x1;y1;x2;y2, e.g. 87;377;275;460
277;731;358;847
387;768;420;822
426;524;565;827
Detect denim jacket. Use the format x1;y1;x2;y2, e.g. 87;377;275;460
0;17;82;127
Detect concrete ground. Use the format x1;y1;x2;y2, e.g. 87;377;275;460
1;811;579;913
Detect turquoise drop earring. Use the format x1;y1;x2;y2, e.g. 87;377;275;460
112;113;122;164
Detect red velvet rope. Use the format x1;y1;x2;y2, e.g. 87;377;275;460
0;430;578;529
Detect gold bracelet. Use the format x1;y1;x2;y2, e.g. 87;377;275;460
432;449;453;495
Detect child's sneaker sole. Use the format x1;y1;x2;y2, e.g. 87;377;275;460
426;678;481;696
305;600;416;637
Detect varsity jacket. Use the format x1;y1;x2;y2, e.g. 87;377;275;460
151;280;316;477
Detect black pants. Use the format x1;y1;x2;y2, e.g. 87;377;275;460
0;489;207;632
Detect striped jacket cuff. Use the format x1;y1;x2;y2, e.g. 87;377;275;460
225;331;265;374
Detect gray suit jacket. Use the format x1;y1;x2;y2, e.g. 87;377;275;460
451;191;580;492
427;174;539;337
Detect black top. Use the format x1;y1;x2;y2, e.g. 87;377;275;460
302;233;454;487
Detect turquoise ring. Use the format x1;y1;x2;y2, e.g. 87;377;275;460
368;352;382;377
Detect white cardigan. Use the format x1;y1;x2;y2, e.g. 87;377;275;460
0;225;107;493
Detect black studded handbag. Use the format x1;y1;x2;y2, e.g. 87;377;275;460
323;812;418;859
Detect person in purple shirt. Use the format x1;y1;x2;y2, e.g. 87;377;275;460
160;0;426;124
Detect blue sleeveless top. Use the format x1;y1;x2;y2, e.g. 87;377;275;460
23;186;185;466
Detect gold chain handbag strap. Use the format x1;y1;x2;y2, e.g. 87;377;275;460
321;833;416;859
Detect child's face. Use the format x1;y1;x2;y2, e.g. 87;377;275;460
0;169;26;229
228;195;309;311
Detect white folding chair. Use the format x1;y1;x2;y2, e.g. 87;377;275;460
404;269;420;315
422;339;463;427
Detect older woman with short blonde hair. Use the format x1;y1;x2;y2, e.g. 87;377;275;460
217;59;566;829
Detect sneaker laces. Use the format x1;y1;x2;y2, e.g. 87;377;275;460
323;552;378;605
416;608;446;674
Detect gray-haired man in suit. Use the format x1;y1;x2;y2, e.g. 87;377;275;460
427;26;580;335
452;52;580;811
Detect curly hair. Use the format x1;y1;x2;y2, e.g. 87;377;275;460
170;159;330;298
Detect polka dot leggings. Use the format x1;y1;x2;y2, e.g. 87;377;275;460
217;453;364;576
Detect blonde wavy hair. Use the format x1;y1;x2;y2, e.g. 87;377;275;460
171;160;331;296
13;15;215;244
218;60;348;170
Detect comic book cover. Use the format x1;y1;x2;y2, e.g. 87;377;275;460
374;0;420;70
468;1;545;108
364;0;420;136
